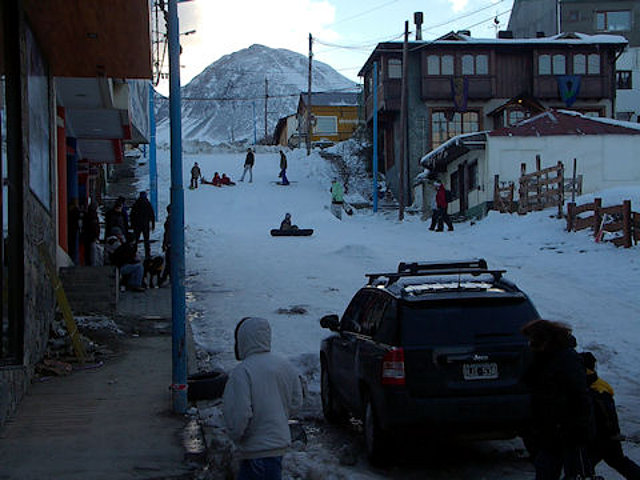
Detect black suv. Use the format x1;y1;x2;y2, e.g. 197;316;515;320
319;259;539;463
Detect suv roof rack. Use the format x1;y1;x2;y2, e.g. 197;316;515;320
365;259;505;286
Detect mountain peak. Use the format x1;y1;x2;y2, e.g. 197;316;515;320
158;44;357;146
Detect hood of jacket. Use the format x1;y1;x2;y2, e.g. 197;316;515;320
234;317;271;360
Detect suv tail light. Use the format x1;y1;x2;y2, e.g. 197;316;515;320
382;348;405;385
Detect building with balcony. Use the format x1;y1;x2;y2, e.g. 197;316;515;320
358;30;626;205
509;0;640;122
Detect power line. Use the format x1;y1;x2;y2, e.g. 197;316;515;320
329;0;401;27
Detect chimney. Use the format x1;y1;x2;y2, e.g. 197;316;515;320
498;30;514;39
414;12;423;41
536;31;546;38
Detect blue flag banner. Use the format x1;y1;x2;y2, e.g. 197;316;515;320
450;77;469;112
557;75;582;107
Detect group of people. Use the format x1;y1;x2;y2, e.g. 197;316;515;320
521;319;640;480
189;148;291;189
101;192;171;292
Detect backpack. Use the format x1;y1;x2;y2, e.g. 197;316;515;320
445;189;453;203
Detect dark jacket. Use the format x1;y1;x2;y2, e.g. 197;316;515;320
130;197;155;230
110;242;139;268
81;205;100;243
104;208;128;238
162;214;171;252
524;345;593;448
244;151;255;167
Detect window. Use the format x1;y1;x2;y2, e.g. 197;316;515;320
617;70;633;90
431;111;479;149
574;54;586;75
539;54;566;75
539;55;551;75
462;54;489;75
596;10;632;32
588;54;600;74
427;54;454;75
553;55;566;75
315;116;337;135
388;58;402;79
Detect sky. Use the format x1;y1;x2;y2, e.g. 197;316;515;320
161;0;514;91
142;143;640;478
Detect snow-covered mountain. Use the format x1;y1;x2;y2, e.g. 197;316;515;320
156;44;358;146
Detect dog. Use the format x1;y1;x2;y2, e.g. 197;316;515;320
143;255;164;288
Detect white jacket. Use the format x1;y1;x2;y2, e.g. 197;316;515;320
222;317;303;459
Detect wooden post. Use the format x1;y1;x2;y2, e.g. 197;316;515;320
306;33;313;156
567;202;575;231
519;163;527;214
398;20;409;221
622;200;632;248
571;158;577;203
535;155;542;210
557;161;564;218
494;174;500;210
593;198;602;236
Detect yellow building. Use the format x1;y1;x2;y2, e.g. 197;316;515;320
297;91;362;146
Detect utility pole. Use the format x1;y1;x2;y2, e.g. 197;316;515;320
167;0;187;414
372;62;379;213
398;21;409;221
307;33;313;156
264;78;269;142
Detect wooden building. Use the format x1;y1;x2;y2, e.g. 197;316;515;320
297;91;361;147
358;30;627;205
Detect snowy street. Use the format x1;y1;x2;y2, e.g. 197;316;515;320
154;146;640;479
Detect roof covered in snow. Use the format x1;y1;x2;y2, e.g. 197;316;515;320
359;32;627;75
490;110;640;137
299;91;360;107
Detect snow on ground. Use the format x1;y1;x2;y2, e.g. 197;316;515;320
149;145;640;479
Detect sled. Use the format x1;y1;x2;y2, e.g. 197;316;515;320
270;228;314;237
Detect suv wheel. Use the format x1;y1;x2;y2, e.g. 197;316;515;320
364;397;389;465
321;362;347;424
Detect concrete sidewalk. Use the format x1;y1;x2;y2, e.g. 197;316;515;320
0;287;200;480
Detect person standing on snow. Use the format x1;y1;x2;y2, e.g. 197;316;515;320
190;162;202;189
223;317;303;480
130;191;155;259
521;319;595;480
279;150;289;185
240;148;255;183
330;178;345;220
434;181;454;232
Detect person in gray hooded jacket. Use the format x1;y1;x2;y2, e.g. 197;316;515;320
223;317;303;480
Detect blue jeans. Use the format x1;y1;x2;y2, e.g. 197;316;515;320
120;263;143;287
237;456;282;480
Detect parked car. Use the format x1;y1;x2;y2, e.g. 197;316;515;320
319;259;540;464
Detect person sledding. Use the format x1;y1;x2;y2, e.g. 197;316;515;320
221;173;236;186
279;213;298;231
271;213;313;236
202;172;223;187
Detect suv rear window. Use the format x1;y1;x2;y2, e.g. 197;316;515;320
400;298;538;346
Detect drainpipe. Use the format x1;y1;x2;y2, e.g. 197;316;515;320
167;0;187;414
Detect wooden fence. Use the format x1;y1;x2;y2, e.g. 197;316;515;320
493;156;583;216
566;198;636;248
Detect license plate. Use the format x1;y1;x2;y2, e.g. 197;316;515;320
463;362;498;380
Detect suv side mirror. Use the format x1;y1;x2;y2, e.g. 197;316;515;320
320;314;340;331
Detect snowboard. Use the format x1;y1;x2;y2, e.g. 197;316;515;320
270;181;298;186
270;228;314;237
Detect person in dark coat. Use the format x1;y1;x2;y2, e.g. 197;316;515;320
279;150;289;185
240;148;255;183
435;181;454;232
522;319;595;480
279;213;298;231
130;191;155;259
190;162;202;189
581;352;640;479
81;202;101;266
104;199;129;241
